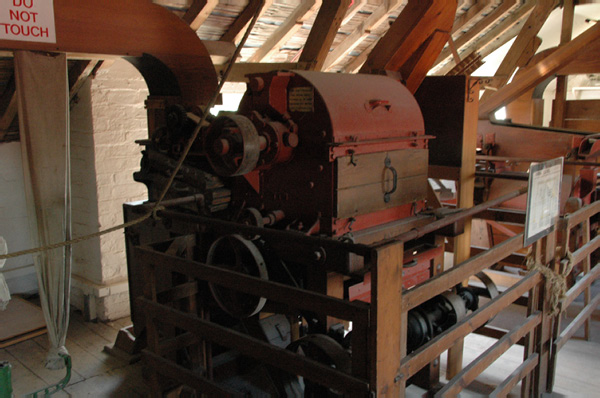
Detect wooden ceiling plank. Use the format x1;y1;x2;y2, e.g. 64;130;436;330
478;21;600;117
221;0;272;44
451;0;497;35
480;0;558;101
247;1;321;63
323;0;402;71
300;0;352;71
342;39;378;73
342;0;368;25
434;0;522;69
215;62;310;82
183;0;219;31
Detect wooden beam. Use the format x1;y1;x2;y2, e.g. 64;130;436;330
360;0;457;93
0;0;218;107
183;0;219;31
480;0;558;101
214;62;310;82
323;0;402;71
221;0;272;44
478;21;600;117
451;0;497;35
0;74;16;141
68;60;103;101
434;0;522;69
550;0;575;128
342;0;368;25
300;0;352;71
342;39;378;73
247;1;321;63
361;0;456;73
435;3;535;75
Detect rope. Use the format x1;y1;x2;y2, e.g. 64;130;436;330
0;6;263;261
526;247;574;317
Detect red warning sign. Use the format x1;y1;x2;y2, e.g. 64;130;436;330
0;0;56;43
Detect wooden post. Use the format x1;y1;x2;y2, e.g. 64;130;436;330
446;77;479;380
371;242;404;397
550;0;575;128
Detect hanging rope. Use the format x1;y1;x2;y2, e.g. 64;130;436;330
526;247;574;317
0;6;263;262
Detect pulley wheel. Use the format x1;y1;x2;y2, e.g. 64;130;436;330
286;334;351;397
204;114;260;176
207;234;268;318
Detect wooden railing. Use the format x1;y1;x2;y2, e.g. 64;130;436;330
547;200;600;391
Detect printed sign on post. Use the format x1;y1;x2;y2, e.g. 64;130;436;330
0;0;56;43
524;157;563;247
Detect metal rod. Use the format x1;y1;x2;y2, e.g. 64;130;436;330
375;186;528;247
157;210;373;256
477;155;600;167
140;194;204;210
476;171;529;181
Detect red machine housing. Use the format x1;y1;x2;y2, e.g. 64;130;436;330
205;70;432;237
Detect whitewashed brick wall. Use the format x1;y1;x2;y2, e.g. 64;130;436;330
70;59;148;320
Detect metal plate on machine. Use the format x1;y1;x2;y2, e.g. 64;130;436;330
524;157;563;247
288;87;314;112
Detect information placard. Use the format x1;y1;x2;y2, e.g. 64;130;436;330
0;0;56;43
524;157;563;247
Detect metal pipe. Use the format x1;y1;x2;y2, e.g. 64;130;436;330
141;194;205;210
375;186;528;247
477;155;600;167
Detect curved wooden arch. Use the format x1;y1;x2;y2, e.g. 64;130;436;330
0;0;218;107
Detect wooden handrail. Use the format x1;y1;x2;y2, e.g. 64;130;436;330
490;353;539;398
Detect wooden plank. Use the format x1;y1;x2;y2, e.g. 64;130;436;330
371;242;404;396
570;234;600;266
450;0;496;35
562;262;600;310
480;0;557;101
490;353;539;398
565;197;600;228
337;174;428;219
400;271;542;380
140;298;370;394
337;149;427;189
136;247;370;321
564;100;600;120
247;1;320;62
143;350;240;397
342;38;378;73
479;21;600;117
68;60;102;101
323;0;402;71
436;312;542;397
564;119;600;132
402;234;524;312
555;292;600;352
300;0;351;71
182;0;218;31
221;0;271;43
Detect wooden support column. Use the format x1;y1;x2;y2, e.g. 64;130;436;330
480;0;558;101
550;0;575;128
371;242;404;397
300;0;351;71
446;78;479;379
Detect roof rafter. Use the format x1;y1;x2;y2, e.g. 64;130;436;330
300;0;352;71
183;0;219;31
247;0;322;63
221;0;273;44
